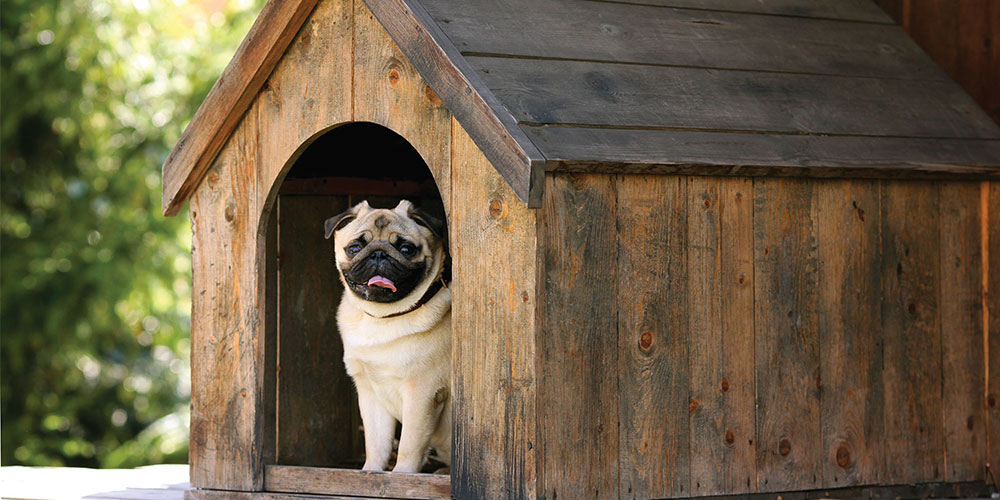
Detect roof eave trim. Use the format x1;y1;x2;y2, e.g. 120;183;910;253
364;0;548;208
160;0;319;217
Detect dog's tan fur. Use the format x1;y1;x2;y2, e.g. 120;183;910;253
331;200;451;473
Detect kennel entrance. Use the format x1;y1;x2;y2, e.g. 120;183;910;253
261;122;450;498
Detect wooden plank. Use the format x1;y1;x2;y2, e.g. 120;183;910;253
256;0;354;214
616;175;689;498
262;205;278;466
353;0;453;219
753;177;822;492
162;0;319;216
361;0;547;207
275;195;362;466
189;102;266;490
537;173;619;499
687;177;756;496
277;177;439;197
427;0;935;80
187;480;997;500
880;181;945;483
450;120;538;500
522;126;1000;179
938;182;986;482
469;56;1000;140
263;465;449;500
986;181;1000;484
602;0;893;22
814;180;885;487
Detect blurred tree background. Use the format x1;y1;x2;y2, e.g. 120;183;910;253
2;0;264;467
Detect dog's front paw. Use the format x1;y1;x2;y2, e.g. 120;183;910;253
361;461;384;472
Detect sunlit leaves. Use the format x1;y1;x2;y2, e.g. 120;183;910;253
1;0;263;466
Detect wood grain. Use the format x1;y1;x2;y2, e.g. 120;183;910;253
523;126;1000;179
612;0;892;22
162;0;319;216
537;173;619;499
362;0;546;207
427;0;934;79
256;0;353;213
814;180;885;487
988;181;1000;483
938;182;986;482
275;195;362;466
687;177;756;496
753;178;822;492
353;1;453;219
264;465;449;499
881;181;945;483
469;56;999;139
189;102;266;490
616;175;689;498
450;120;538;500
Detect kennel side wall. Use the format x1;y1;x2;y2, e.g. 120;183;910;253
525;174;999;500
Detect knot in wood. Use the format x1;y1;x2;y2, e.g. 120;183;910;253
424;85;442;106
224;200;236;223
388;69;400;86
488;198;506;219
907;302;917;315
639;331;653;350
989;394;997;408
967;415;975;430
719;378;729;393
703;197;711;207
779;438;792;456
725;430;735;445
688;398;699;414
836;443;851;468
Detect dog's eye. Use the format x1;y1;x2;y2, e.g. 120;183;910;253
346;243;363;257
398;242;417;256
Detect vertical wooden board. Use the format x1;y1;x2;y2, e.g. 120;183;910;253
688;177;756;496
262;205;279;466
617;175;689;499
753;178;822;492
986;182;999;481
538;173;619;500
353;0;452;219
938;182;986;482
881;181;945;483
275;195;362;466
189;103;264;490
814;180;885;488
257;0;353;212
450;120;537;500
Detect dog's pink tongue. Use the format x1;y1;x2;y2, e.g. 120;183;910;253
367;275;397;292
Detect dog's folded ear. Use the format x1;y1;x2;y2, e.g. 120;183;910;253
408;206;446;241
324;210;357;240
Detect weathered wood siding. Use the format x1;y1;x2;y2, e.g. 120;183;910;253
450;120;538;499
188;0;452;489
536;175;992;499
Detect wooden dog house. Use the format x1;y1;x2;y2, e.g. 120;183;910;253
161;0;1000;498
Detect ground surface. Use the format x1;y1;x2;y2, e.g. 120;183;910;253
1;464;189;500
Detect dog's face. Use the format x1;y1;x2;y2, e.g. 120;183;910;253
325;200;446;304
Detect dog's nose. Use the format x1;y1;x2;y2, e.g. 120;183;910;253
369;249;387;262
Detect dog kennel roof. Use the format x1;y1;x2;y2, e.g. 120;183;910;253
161;0;1000;214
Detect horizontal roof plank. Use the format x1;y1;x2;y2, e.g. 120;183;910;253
524;126;1000;178
469;56;1000;139
426;0;945;80
607;0;893;23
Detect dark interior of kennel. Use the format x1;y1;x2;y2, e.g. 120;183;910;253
262;122;446;469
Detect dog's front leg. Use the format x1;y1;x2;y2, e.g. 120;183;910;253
393;382;447;473
356;383;396;471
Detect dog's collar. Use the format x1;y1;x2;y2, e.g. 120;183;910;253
368;278;447;319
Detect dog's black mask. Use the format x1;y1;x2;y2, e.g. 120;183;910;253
341;242;427;303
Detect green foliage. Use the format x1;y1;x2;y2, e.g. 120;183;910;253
1;0;263;467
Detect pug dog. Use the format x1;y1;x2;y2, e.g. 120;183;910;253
324;199;451;473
